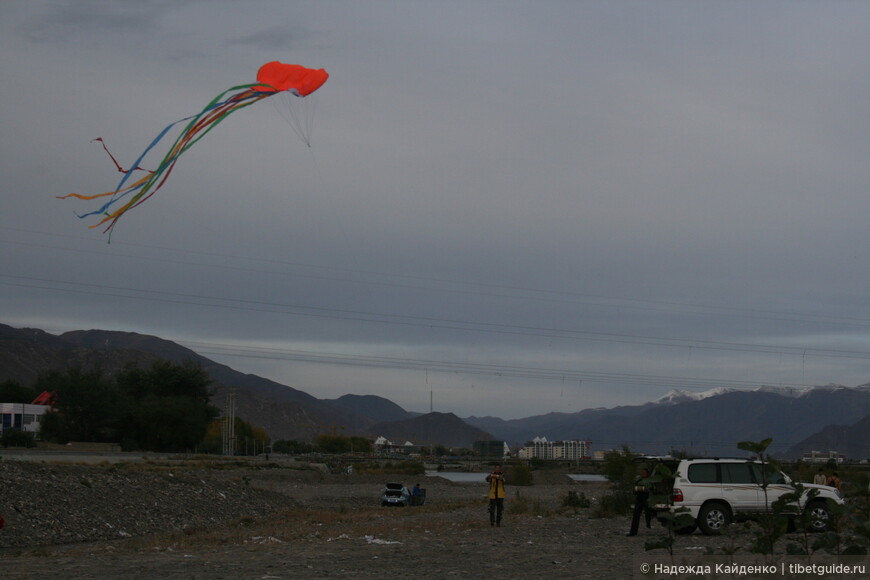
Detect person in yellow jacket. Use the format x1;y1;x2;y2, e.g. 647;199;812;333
486;464;507;527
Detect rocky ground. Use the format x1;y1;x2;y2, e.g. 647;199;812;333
2;457;865;579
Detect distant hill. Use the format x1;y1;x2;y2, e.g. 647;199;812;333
3;323;869;457
368;412;492;449
0;323;491;447
0;325;166;386
785;415;870;461
0;324;370;442
325;394;413;423
466;386;870;458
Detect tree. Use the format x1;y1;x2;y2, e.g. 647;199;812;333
0;428;36;448
116;361;218;452
34;361;218;451
315;434;352;454
0;380;39;403
349;436;373;453
201;416;270;455
273;439;313;454
600;445;638;515
35;368;126;443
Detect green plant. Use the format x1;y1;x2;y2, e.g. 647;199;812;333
644;507;696;561
592;490;633;518
0;428;36;448
600;445;639;516
36;361;218;451
737;438;790;556
806;497;869;556
643;462;696;560
509;463;534;486
562;490;591;508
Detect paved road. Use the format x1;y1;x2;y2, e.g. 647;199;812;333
0;450;177;463
0;450;281;464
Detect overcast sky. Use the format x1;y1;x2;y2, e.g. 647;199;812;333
2;1;869;419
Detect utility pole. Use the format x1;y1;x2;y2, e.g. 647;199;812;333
222;391;236;456
427;369;433;413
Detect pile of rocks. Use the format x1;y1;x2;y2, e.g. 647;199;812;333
0;460;289;548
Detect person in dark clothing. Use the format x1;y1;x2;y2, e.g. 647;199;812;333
486;464;507;527
627;467;652;536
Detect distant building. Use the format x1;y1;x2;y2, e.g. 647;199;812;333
802;450;846;464
403;441;423;454
373;436;421;455
0;403;49;436
474;440;508;457
517;436;590;460
373;435;399;453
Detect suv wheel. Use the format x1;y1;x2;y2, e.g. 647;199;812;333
698;502;731;535
806;501;832;532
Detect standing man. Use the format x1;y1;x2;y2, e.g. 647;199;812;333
627;467;652;536
486;464;507;527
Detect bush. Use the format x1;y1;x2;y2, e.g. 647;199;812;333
592;490;634;518
562;490;591;508
509;463;534;486
0;429;36;448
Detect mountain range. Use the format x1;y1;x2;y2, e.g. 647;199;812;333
2;323;868;458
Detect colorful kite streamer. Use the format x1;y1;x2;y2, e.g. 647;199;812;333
58;62;328;236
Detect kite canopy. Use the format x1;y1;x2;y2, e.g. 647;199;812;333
254;61;329;96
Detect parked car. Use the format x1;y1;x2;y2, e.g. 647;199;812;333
643;457;844;535
380;482;412;507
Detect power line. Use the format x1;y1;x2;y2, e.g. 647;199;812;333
4;230;870;329
184;340;816;391
3;273;870;364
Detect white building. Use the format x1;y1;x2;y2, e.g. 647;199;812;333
518;437;591;460
0;403;49;435
553;439;590;460
802;450;846;464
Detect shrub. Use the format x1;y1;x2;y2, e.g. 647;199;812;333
0;429;36;448
592;490;633;518
562;490;591;508
509;463;534;486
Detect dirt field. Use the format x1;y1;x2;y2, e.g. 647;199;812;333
2;459;866;579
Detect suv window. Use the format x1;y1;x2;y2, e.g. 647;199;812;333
722;463;753;483
687;463;718;483
748;464;786;485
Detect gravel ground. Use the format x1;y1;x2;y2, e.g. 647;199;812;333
3;458;864;579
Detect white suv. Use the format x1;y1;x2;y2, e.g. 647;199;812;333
649;458;843;535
